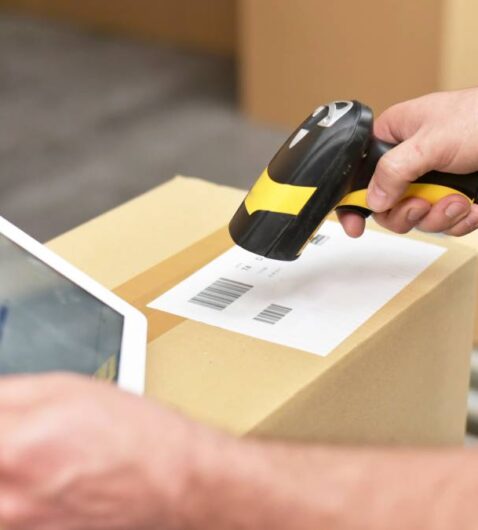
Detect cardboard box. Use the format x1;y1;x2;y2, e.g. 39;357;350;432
48;176;476;445
239;0;478;127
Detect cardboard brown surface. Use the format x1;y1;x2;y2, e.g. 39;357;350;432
0;0;237;55
48;176;477;444
238;0;478;127
238;0;442;126
48;177;245;288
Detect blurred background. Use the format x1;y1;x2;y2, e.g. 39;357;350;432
2;0;478;437
4;0;478;242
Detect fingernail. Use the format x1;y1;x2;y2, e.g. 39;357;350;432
368;183;388;210
407;207;428;222
445;202;468;218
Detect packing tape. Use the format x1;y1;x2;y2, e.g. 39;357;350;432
114;227;234;342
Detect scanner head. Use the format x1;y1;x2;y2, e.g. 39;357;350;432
229;100;374;260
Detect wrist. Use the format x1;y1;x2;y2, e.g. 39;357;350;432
178;425;241;529
143;407;238;530
178;432;284;530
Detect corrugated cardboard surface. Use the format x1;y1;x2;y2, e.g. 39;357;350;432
49;176;477;444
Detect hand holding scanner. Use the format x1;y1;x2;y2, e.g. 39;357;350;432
229;100;478;260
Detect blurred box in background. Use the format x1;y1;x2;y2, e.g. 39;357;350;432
239;0;478;125
2;0;478;126
0;0;237;55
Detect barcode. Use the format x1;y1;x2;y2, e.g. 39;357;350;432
189;277;253;310
254;304;292;325
310;234;330;246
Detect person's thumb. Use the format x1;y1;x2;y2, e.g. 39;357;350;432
367;135;435;212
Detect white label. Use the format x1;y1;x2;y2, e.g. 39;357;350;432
148;222;445;357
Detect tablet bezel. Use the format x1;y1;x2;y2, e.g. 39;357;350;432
0;216;147;394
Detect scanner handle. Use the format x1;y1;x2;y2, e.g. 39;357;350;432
336;139;478;217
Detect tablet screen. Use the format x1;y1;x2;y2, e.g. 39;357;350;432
0;234;123;380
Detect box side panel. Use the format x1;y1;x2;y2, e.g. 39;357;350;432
249;258;476;445
145;321;321;433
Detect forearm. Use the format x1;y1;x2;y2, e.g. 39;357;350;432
177;433;477;530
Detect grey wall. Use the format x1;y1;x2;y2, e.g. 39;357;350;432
0;14;286;241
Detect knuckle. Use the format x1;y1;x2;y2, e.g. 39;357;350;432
417;219;446;233
374;217;410;234
376;155;408;184
411;141;425;160
415;217;434;232
457;222;472;235
373;211;412;234
371;213;388;228
446;226;470;237
389;221;412;234
454;231;471;237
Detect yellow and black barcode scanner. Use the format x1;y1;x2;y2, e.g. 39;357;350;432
229;100;478;261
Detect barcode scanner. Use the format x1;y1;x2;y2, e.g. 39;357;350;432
229;100;478;261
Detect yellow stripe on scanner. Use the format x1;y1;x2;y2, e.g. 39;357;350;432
244;169;317;216
338;183;473;209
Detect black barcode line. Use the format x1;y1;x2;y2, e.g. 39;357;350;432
189;277;253;311
254;304;292;325
309;234;330;246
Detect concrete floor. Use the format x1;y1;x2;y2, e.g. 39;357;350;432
0;13;286;242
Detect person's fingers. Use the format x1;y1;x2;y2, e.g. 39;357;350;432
0;373;78;409
367;134;437;212
373;100;423;143
373;112;399;143
336;211;366;238
445;204;478;236
372;197;431;234
416;195;471;233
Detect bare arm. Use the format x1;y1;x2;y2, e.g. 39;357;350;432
0;374;474;530
183;434;475;530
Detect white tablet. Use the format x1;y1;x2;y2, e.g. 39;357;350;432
0;216;147;394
